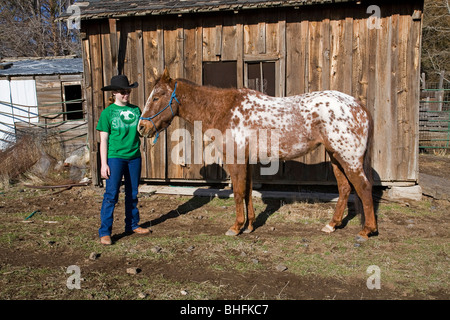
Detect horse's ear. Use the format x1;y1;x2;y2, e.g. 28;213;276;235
161;67;171;82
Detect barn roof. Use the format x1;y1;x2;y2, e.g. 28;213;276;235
0;57;83;77
73;0;358;20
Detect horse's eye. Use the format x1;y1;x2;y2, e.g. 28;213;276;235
153;97;159;101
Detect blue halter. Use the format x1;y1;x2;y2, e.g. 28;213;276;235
140;82;180;143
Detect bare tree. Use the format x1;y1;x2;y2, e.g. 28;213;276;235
0;0;80;58
422;0;450;83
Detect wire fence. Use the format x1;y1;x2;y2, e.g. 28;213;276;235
0;99;87;152
419;82;450;152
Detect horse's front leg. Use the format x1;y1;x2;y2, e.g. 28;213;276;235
243;164;255;233
322;156;352;233
225;164;247;236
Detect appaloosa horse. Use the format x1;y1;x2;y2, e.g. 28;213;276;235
138;69;377;242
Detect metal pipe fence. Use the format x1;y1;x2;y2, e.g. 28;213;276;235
419;86;450;151
0;99;87;150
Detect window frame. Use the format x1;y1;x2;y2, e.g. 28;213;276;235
62;81;84;121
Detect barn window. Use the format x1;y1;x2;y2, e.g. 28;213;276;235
246;61;275;96
63;83;83;120
203;61;237;88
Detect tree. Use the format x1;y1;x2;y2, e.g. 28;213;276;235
0;0;80;57
422;0;450;83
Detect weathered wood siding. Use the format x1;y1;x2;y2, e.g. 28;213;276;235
82;1;423;186
5;74;83;122
35;74;83;122
4;74;85;156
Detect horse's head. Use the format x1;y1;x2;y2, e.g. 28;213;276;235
138;68;180;140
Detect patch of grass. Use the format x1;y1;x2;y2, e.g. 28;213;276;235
0;232;19;246
0;187;448;300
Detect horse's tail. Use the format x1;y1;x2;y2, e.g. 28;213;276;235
364;106;374;187
355;103;374;225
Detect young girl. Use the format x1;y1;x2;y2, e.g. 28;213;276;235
96;75;150;245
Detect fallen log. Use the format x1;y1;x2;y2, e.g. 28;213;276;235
24;181;91;189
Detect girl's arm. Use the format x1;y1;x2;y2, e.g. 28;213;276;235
99;131;110;179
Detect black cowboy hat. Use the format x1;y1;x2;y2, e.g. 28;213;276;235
101;75;139;91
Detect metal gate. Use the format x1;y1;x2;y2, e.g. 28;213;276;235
419;85;450;151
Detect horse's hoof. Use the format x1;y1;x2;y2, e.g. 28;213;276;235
242;228;253;234
355;234;368;243
225;229;239;236
321;224;335;234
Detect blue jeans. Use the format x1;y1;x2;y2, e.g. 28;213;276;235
99;157;141;237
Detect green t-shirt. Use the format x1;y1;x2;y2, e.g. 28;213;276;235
96;103;141;159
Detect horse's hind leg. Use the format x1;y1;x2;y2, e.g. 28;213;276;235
345;167;377;242
243;164;255;233
322;154;352;234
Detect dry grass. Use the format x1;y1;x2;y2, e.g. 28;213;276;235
0;136;40;187
0;133;70;188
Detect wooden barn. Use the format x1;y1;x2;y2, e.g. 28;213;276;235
0;56;86;154
77;0;424;189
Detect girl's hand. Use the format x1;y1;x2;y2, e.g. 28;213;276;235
101;164;110;179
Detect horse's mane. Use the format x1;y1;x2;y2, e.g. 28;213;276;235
176;78;235;92
175;78;199;87
153;75;198;87
155;75;239;93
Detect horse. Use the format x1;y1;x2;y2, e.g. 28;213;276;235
138;68;377;242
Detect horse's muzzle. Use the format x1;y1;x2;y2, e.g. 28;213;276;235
137;120;155;138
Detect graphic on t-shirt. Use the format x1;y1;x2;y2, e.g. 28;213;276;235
120;110;137;125
111;108;139;129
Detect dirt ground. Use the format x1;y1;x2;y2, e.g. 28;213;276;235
0;153;449;303
419;153;450;178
